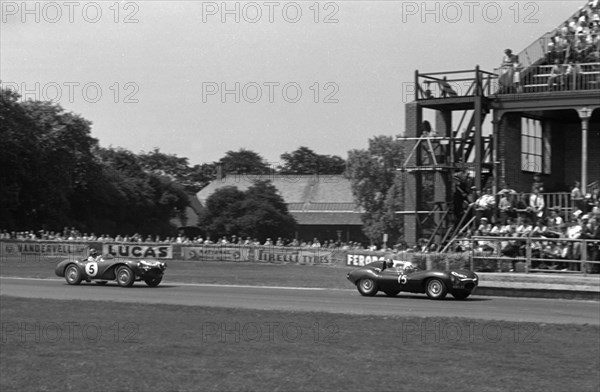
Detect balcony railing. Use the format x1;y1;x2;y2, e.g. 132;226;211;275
466;235;600;275
415;67;497;101
514;33;554;69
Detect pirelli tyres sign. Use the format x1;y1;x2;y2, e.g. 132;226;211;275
181;246;340;264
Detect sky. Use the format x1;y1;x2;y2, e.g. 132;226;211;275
0;0;582;167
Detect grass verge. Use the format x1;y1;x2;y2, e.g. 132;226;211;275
0;256;356;289
1;296;599;392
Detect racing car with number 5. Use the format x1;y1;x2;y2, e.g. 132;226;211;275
55;253;167;287
347;260;478;300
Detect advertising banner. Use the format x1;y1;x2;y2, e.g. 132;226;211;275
103;244;173;259
345;253;387;267
254;247;338;264
0;241;88;258
181;245;344;264
182;246;249;261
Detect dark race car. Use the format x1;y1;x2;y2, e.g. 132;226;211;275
55;254;167;287
347;259;478;300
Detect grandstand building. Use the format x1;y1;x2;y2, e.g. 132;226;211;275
400;1;600;246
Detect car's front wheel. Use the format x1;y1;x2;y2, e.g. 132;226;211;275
65;265;82;285
425;278;447;300
357;278;378;296
144;276;163;287
452;290;471;300
116;266;135;287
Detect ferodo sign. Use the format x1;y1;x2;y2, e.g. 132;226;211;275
103;244;172;259
346;254;386;267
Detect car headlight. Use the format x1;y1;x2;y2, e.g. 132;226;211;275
451;271;468;279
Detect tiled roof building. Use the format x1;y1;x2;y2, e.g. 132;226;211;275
196;174;366;242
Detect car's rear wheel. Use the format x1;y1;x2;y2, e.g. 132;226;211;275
452;290;471;300
116;266;135;287
383;289;400;297
65;265;82;285
144;276;163;287
357;278;378;296
425;278;447;300
95;281;108;286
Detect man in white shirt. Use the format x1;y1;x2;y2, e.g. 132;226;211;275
529;187;545;224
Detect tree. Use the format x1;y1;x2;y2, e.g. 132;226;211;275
199;180;296;241
138;148;215;193
0;89;41;228
218;149;270;176
280;146;345;174
0;86;190;236
0;91;101;229
93;147;189;236
238;180;296;240
200;186;247;237
346;136;405;246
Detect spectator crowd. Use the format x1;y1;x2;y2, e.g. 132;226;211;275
546;0;600;65
498;1;600;93
2;180;599;268
0;227;374;251
449;181;600;270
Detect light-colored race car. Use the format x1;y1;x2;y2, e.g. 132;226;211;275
55;254;167;287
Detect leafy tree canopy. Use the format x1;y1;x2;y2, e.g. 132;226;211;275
218;149;270;175
280;146;346;175
0;88;189;236
200;180;296;242
346;135;405;245
138;148;215;193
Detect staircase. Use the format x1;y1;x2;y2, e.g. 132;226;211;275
453;109;489;163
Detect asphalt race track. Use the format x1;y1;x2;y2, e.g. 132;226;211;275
1;277;599;325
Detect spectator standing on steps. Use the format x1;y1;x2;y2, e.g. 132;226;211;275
529;187;546;224
571;181;584;214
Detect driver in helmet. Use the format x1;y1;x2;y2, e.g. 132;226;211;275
403;262;416;274
87;249;101;262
